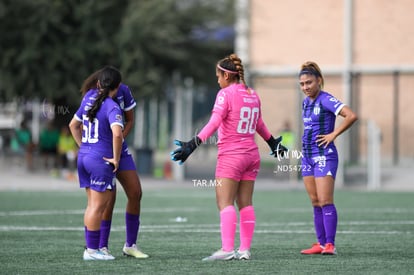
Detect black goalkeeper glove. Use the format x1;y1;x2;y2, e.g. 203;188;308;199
266;135;288;158
170;136;202;165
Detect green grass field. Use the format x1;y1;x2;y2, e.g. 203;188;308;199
1;187;413;275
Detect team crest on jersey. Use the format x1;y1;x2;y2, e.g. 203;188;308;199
115;114;123;122
313;105;320;115
217;96;225;104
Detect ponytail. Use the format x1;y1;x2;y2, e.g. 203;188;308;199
86;66;122;122
217;53;250;91
299;61;324;88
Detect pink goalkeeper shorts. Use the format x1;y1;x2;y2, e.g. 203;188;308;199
215;151;260;181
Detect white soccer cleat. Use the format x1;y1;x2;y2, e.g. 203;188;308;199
99;247;115;260
236;249;251;260
123;244;149;258
83;249;115;260
202;249;236;261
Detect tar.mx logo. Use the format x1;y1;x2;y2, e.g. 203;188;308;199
192;179;222;188
276;144;303;162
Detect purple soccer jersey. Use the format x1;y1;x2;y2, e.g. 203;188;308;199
114;83;137;112
301;91;345;157
113;84;137;170
301;91;344;179
74;90;124;156
74;90;124;191
79;85;138;172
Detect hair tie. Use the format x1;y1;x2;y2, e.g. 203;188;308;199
299;68;321;78
217;64;238;74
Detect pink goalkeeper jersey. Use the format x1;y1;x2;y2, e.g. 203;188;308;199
198;83;271;156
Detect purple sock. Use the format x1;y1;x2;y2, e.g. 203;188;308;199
322;204;337;245
99;220;112;249
313;206;326;245
85;229;100;250
125;213;140;247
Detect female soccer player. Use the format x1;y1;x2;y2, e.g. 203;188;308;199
298;61;357;255
69;66;123;260
171;53;287;261
80;70;148;259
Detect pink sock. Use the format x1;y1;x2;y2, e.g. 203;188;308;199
220;205;237;252
239;205;255;251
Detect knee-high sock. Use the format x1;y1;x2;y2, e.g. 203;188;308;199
239;205;255;251
220;205;237;252
85;229;100;250
322;204;337;245
313;206;326;245
125;212;140;247
99;220;112;249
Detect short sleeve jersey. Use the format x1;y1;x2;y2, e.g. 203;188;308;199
212;83;263;155
74;90;124;157
113;84;136;156
302;91;345;157
113;83;137;112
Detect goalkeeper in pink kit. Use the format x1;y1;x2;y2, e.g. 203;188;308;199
171;53;287;261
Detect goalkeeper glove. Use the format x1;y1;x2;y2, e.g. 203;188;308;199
266;135;288;158
170;136;202;165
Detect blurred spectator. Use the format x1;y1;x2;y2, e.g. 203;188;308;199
11;120;35;171
57;125;78;180
279;120;296;150
39;121;60;173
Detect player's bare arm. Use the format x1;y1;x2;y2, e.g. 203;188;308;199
316;106;358;148
68;118;82;147
122;109;134;138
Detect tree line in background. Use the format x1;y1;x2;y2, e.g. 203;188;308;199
0;0;234;108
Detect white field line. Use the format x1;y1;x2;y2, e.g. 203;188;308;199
0;208;201;217
0;207;413;217
0;221;412;235
0;225;410;235
1;208;413;234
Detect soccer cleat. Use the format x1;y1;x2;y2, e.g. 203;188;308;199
236;250;251;260
99;247;115;260
202;249;236;261
123;244;149;258
83;249;115;260
301;243;324;255
321;243;337;255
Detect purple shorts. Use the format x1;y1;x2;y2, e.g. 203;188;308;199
118;153;137;171
301;154;338;179
77;153;116;192
215;151;260;181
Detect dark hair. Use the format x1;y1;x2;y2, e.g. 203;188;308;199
86;66;122;122
217;53;248;88
299;61;324;88
80;69;102;96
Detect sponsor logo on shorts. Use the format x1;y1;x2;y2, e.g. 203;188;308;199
91;180;106;186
